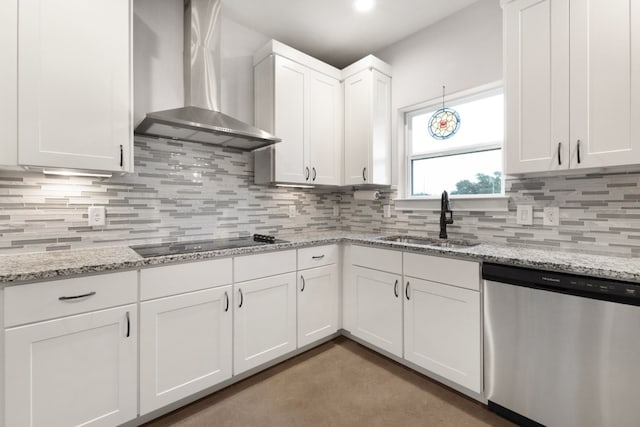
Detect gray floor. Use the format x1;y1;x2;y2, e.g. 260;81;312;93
144;337;514;427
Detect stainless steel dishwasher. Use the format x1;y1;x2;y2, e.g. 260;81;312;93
483;263;640;427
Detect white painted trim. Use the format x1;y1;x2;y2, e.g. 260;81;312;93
394;195;509;212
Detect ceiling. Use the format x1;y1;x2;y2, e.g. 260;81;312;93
221;0;480;68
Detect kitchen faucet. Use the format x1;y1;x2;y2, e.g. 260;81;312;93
439;190;453;239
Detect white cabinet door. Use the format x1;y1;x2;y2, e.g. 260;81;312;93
344;70;372;185
5;305;137;427
18;0;132;172
344;69;391;185
350;266;402;357
274;55;308;183
404;277;481;393
298;264;339;347
504;0;570;174
308;71;343;185
139;286;232;415
234;272;297;375
569;0;640;169
0;0;17;166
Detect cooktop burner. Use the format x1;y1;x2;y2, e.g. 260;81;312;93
130;234;287;258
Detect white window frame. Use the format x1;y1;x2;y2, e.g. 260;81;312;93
395;81;508;212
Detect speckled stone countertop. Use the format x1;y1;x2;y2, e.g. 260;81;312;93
1;231;640;285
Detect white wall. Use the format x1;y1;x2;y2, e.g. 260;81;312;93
374;0;502;187
133;0;184;126
133;0;268;126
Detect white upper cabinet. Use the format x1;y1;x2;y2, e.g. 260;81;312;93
254;41;343;186
1;0;133;173
343;57;392;186
0;0;18;167
505;0;640;174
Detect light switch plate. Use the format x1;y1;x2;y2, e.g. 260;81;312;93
333;205;340;218
383;205;391;218
543;207;560;226
288;205;296;218
88;206;106;226
516;205;533;225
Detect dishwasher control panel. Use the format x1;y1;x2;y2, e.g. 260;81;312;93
483;263;640;306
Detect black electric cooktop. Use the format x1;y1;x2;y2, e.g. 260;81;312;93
130;234;288;258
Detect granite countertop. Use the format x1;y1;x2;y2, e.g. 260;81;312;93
1;231;640;285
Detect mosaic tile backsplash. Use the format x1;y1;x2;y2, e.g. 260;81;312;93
341;171;640;257
1;137;640;256
0;138;341;253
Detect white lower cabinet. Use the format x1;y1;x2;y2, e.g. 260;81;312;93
234;272;297;375
5;304;137;427
298;264;339;347
349;265;403;357
139;286;232;415
403;277;481;393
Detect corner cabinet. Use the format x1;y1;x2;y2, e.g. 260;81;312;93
343;57;392;186
254;41;343;186
504;0;640;174
1;0;133;173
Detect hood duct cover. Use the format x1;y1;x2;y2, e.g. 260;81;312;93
134;0;280;150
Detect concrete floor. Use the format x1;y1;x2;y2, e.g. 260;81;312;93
144;337;514;427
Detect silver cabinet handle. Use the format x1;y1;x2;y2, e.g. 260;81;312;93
59;291;96;301
312;167;317;181
305;167;310;180
405;281;410;300
312;255;325;260
301;275;306;292
119;144;124;168
394;280;399;298
362;167;367;181
238;288;243;308
576;139;581;164
557;142;562;166
125;311;130;338
224;291;229;312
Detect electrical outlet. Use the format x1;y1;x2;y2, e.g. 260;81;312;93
543;207;560;226
333;204;340;218
516;205;533;225
288;205;296;218
383;204;391;218
88;206;106;226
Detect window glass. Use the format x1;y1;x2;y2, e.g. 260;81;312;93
406;87;504;198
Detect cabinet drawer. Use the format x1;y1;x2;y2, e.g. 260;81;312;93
298;244;338;270
234;250;296;283
140;258;232;301
5;271;137;327
351;245;402;274
403;253;479;291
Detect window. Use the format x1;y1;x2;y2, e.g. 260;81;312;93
406;86;503;198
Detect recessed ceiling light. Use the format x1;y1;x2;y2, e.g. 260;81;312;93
353;0;375;13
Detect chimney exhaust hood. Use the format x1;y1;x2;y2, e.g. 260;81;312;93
134;0;280;150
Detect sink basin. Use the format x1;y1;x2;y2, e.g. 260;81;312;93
377;235;479;249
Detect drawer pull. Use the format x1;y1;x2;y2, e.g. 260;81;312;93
238;288;243;308
301;275;306;292
224;291;229;312
394;280;399;298
125;311;130;338
405;281;411;300
312;255;325;260
58;291;96;301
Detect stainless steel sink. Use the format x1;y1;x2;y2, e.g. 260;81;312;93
377;235;479;249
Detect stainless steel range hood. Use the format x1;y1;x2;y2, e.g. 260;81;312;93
134;0;280;150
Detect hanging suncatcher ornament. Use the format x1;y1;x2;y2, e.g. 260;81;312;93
428;85;460;140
